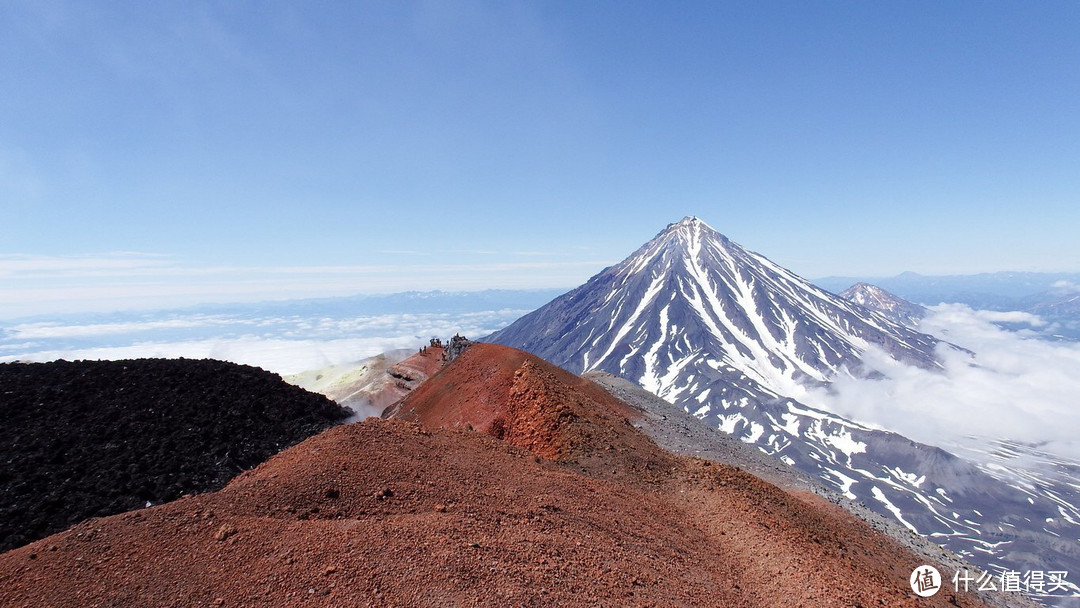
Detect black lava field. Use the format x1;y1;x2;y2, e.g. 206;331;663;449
0;358;350;551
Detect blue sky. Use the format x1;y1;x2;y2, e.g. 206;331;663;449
2;1;1079;317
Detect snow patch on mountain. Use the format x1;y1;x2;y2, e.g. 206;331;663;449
839;282;927;327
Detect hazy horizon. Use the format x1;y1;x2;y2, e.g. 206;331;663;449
4;257;1080;320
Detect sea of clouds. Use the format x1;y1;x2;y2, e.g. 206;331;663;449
0;309;529;375
5;300;1080;462
802;304;1080;460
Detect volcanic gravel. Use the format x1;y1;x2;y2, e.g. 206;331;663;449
0;358;350;552
0;346;994;607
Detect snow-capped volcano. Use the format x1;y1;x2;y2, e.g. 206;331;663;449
488;216;940;405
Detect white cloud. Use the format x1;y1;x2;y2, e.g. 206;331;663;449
802;304;1080;460
0;336;415;377
376;249;430;256
443;249;499;255
960;309;1046;327
1051;280;1080;294
0;254;605;319
8;335;424;376
513;251;569;257
8;316;232;339
0;309;525;375
0;252;172;278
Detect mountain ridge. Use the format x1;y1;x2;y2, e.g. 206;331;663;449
485;217;1080;600
0;344;1005;607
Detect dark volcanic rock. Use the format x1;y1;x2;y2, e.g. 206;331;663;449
0;358;350;552
445;333;476;362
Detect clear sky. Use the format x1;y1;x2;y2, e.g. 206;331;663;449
2;1;1079;317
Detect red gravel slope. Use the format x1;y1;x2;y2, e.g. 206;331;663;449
378;345;447;406
0;345;991;607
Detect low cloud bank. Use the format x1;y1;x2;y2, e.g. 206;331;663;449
803;304;1080;460
0;310;522;375
0;336;417;376
1051;279;1080;293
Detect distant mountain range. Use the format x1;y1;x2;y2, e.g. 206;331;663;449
816;271;1080;312
487;217;1080;599
820;271;1080;340
3;289;568;326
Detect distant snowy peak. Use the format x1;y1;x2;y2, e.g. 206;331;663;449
839;282;927;327
489;216;942;405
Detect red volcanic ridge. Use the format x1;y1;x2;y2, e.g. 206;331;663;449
1;344;989;607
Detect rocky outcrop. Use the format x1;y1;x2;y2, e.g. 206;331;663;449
0;358;349;552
